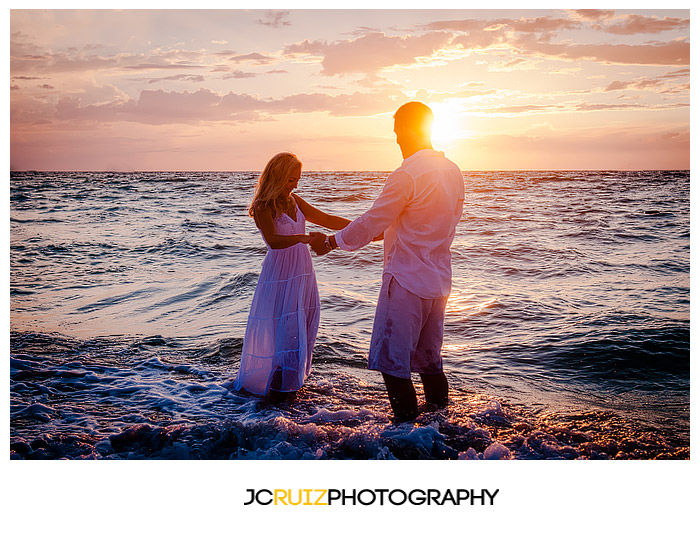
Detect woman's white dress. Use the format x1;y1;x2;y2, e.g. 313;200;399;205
233;205;320;395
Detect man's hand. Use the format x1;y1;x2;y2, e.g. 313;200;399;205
309;232;329;256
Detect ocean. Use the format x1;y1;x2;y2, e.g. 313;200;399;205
9;169;690;460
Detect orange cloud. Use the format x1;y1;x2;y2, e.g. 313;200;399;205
597;14;689;35
572;10;616;21
15;87;404;127
11;46;205;76
220;71;257;80
604;68;689;92
228;52;276;64
426;16;581;50
285;31;453;75
426;15;579;33
138;74;206;84
505;16;580;33
256;11;291;28
424;13;689;66
514;37;689;66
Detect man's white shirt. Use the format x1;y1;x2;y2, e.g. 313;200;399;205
335;149;464;299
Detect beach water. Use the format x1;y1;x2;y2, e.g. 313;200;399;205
10;169;690;460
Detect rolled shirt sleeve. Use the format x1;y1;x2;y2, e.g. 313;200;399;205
335;170;412;251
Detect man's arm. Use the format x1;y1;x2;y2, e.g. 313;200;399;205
334;170;412;251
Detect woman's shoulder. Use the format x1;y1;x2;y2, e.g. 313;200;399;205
252;202;277;225
291;193;310;212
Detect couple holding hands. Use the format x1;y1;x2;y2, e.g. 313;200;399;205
233;102;465;422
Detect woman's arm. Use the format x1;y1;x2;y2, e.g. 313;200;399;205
255;207;312;249
293;194;351;231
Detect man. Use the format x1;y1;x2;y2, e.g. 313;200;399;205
310;102;465;421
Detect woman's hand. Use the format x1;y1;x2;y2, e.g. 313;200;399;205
309;232;329;256
305;232;323;245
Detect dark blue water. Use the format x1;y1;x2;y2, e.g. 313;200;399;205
10;170;690;459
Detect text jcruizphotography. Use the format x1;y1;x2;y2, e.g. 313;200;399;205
244;488;500;506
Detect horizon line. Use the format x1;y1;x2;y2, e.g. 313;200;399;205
9;168;691;173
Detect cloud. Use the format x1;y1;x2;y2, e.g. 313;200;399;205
603;69;690;92
504;16;581;33
40;80;685;130
285;31;453;76
257;11;291;28
11;30;281;85
12;51;119;75
229;53;276;65
423;19;493;32
514;36;689;66
356;73;404;89
27;87;405;127
425;15;580;35
660;68;690;78
141;74;206;84
268;90;400;115
605;80;633;91
47;89;223;125
486;57;543;72
11;31;213;77
471;94;688;117
574;102;655;112
423;13;690;64
605;79;665;92
211;63;259;78
488;104;562;115
424;15;609;60
221;71;257;80
285;39;327;56
571;10;616;22
11;43;207;76
413;86;494;102
10;30;46;57
596;14;689;35
449;30;503;49
124;62;203;71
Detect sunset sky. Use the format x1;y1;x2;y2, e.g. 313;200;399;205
10;7;690;171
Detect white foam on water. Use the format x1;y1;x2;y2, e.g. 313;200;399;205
483;442;512;460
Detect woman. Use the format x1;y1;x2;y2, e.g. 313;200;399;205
233;152;350;402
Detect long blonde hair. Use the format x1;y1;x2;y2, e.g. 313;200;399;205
249;152;301;225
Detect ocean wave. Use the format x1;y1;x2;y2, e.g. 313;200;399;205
10;330;689;460
9;390;688;460
10;170;689;459
199;273;259;307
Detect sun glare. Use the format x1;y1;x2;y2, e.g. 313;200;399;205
429;101;466;148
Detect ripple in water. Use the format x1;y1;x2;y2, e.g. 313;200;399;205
10;170;689;459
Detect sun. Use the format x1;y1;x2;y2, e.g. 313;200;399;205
429;101;466;148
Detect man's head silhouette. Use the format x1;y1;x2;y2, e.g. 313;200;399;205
393;101;434;159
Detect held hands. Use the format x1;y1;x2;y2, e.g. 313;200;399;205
309;232;330;256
